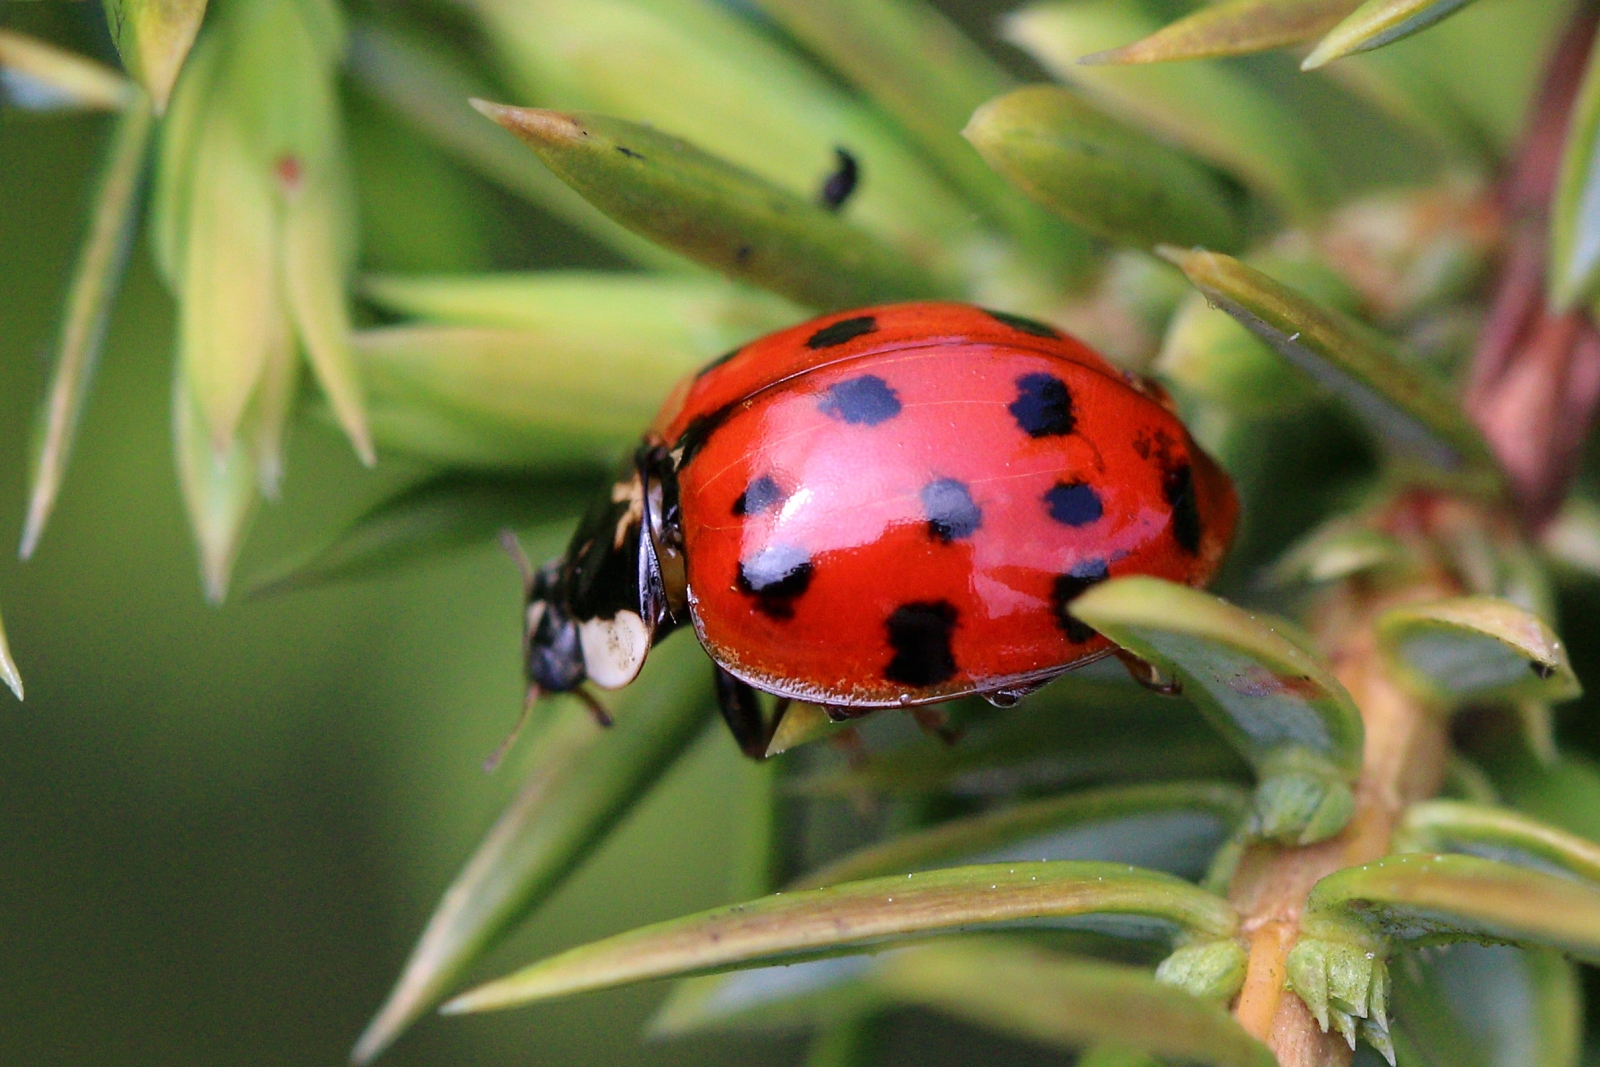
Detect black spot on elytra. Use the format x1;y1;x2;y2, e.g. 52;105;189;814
986;309;1061;338
615;145;645;160
696;345;741;379
735;244;752;264
1532;660;1557;680
1053;559;1110;643
737;544;813;619
818;147;859;211
733;475;783;516
1164;463;1201;554
674;405;734;471
819;374;901;425
1044;481;1102;526
1009;373;1075;437
806;315;877;349
885;601;959;687
921;478;982;542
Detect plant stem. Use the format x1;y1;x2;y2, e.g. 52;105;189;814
1228;502;1459;1064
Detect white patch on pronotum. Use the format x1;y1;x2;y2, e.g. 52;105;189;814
524;601;546;639
579;611;650;689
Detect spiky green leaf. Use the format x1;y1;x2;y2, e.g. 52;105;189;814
794;782;1249;888
1070;577;1363;844
875;939;1272;1067
350;640;715;1064
1082;0;1362;65
965;86;1243;253
1304;0;1485;70
0;29;134;111
250;473;598;595
1397;800;1600;884
442;861;1238;1013
22;97;155;559
1375;597;1581;708
1160;247;1501;488
747;0;1095;286
1003;0;1333;215
477;105;954;309
1549;32;1600;310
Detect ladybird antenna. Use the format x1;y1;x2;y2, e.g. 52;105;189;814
574;686;615;728
498;527;535;597
483;683;541;773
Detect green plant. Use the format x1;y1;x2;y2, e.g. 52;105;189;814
9;1;1600;1066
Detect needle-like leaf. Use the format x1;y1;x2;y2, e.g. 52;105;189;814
1082;0;1362;65
0;29;135;111
1070;577;1364;844
250;472;598;596
103;0;210;112
965;86;1243;253
1303;0;1485;70
1375;597;1580;708
442;861;1238;1014
1004;0;1333;215
1549;32;1600;310
22;96;155;559
1160;247;1501;490
477;105;956;310
875;939;1274;1067
351;639;715;1064
793;782;1249;887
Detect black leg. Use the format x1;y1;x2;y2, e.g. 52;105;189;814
714;665;769;759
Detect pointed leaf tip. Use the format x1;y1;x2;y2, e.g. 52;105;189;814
1303;0;1482;70
0;608;23;701
1080;0;1363;66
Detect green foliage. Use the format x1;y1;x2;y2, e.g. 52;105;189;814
11;2;1600;1067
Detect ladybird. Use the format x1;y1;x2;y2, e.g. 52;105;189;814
516;302;1237;757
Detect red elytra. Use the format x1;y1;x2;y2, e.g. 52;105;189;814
654;301;1237;707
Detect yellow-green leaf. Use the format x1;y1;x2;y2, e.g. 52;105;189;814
476;104;955;309
361;271;798;346
442;862;1239;1013
22;97;155;559
281;156;373;466
965;86;1243;253
0;603;23;701
1083;0;1362;65
352;323;688;469
1160;247;1501;489
0;29;134;111
173;366;260;603
747;0;1095;287
104;0;210;111
350;639;715;1064
874;939;1274;1067
794;782;1249;888
466;0;979;282
345;24;688;273
1303;0;1485;70
1375;597;1581;708
1549;32;1600;311
1397;800;1600;885
1070;577;1363;844
1003;0;1333;216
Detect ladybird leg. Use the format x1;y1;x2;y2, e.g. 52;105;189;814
498;528;536;597
714;665;770;759
909;704;964;745
573;685;616;728
1114;647;1184;696
482;683;541;773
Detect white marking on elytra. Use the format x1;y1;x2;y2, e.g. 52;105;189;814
579;611;650;689
524;600;546;638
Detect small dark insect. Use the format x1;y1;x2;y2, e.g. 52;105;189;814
818;147;859;212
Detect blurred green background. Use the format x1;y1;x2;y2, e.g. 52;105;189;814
6;2;1600;1066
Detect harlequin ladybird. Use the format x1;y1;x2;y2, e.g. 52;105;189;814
516;302;1237;757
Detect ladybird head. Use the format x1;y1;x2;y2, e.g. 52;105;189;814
523;559;588;695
